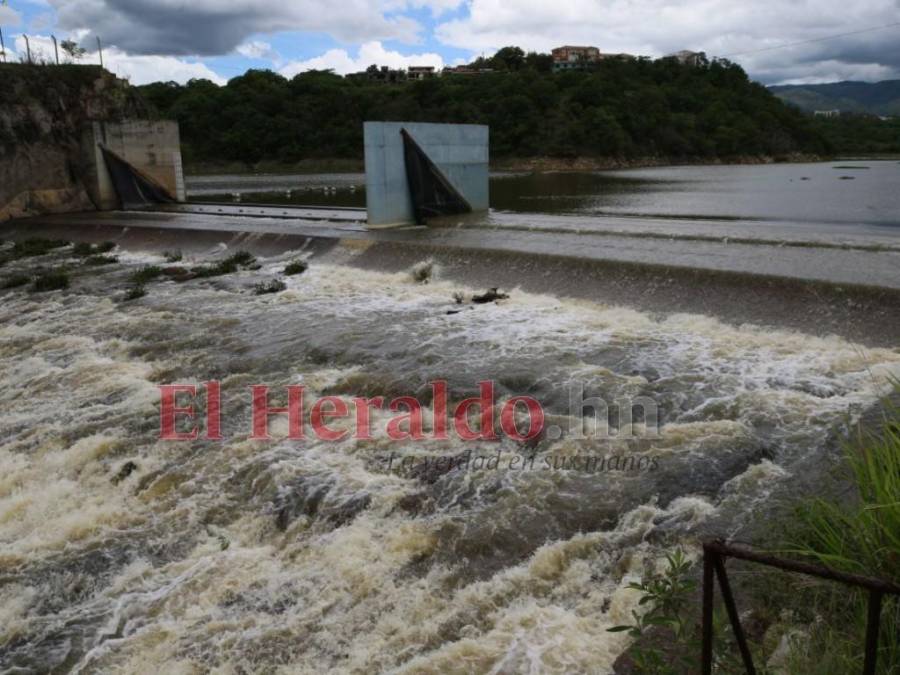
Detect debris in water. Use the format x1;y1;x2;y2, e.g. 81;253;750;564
123;285;147;301
73;241;116;256
254;279;287;295
452;291;465;304
410;259;436;284
112;461;138;484
163;250;183;263
472;288;510;304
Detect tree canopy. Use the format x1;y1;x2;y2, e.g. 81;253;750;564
138;51;833;166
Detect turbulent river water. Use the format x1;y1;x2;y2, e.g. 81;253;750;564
1;226;898;673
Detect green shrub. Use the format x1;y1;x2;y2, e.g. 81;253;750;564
72;242;94;256
780;391;900;672
84;255;118;266
284;260;308;276
164;250;183;263
31;271;69;292
129;265;163;283
190;251;258;278
2;274;29;289
12;238;69;258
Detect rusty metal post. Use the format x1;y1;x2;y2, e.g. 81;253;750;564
702;543;715;675
862;590;883;675
713;554;757;674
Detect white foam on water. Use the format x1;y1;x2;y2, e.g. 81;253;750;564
1;253;898;672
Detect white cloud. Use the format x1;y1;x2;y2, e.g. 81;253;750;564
49;0;422;55
434;0;900;83
236;40;280;62
101;48;227;85
10;34;226;85
279;40;444;77
0;4;22;26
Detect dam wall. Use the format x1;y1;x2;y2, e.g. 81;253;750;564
0;64;181;221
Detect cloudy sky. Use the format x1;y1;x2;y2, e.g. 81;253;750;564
1;0;898;85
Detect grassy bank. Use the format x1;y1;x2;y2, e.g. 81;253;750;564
614;389;900;673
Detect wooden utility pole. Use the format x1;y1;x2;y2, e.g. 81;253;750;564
0;26;6;63
96;36;103;68
24;34;31;64
52;35;59;64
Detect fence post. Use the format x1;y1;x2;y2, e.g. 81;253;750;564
862;590;883;675
702;544;715;675
713;554;757;673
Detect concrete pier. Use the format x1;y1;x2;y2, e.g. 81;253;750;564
364;121;489;227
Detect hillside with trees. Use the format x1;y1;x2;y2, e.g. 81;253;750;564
770;80;900;116
138;49;831;168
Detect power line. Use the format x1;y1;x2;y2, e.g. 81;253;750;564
719;20;900;58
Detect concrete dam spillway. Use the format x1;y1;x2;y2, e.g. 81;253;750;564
2;65;900;674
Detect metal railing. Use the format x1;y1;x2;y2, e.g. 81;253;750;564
701;539;900;675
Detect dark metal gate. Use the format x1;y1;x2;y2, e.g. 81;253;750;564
701;540;900;675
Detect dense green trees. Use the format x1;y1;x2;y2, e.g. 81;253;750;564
138;52;833;166
810;114;900;154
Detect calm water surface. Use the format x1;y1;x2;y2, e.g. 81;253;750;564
187;161;900;229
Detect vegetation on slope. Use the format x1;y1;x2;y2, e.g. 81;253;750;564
810;115;900;154
770;80;900;116
137;53;830;166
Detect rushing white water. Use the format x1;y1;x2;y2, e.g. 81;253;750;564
0;241;898;673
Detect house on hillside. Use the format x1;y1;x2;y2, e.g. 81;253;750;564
813;109;841;118
408;66;437;80
667;50;704;66
551;46;601;71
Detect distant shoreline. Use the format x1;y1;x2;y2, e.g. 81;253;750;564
184;153;835;176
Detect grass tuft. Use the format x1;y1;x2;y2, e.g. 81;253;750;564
191;251;258;278
31;270;69;292
2;274;30;289
84;255;119;266
12;238;69;258
129;265;163;284
284;260;308;276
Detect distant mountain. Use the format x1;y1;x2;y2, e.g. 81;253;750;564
769;80;900;116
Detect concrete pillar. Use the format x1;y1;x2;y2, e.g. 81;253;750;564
364;121;489;227
86;119;186;209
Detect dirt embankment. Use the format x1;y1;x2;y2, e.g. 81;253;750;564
0;64;145;221
491;153;826;172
